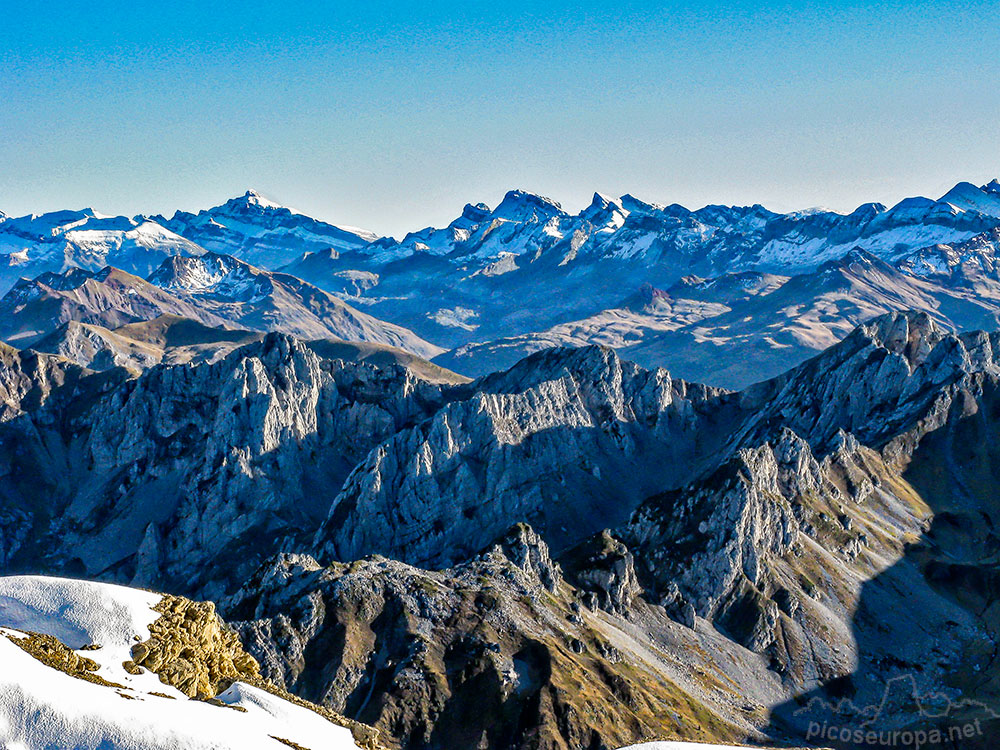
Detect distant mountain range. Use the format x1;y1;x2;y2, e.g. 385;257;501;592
0;252;442;360
4;180;1000;387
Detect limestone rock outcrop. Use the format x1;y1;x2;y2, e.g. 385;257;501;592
126;594;261;698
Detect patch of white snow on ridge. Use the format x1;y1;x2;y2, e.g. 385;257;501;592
0;575;172;694
0;575;160;654
430;306;479;330
758;225;977;269
0;575;363;750
0;636;360;750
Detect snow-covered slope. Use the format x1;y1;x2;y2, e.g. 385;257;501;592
0;209;204;296
937;179;1000;217
153;190;378;268
0;575;363;750
146;253;444;358
282;181;1000;350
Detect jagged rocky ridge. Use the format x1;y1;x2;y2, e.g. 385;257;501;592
227;529;751;750
3;311;1000;748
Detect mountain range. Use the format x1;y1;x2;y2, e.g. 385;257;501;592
5;180;1000;388
2;309;1000;748
4;182;1000;749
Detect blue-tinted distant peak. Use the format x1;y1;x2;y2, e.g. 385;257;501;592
215;189;293;215
619;194;664;215
491;190;564;222
459;202;491;223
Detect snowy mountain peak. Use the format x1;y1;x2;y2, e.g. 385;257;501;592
151;192;379;269
584;192;625;214
848;201;885;218
458;202;491;225
619;194;664;214
2;208;114;239
217;189;295;216
491;190;565;222
938;180;1000;218
894;196;936;210
589;192;613;208
985;178;1000;194
580;192;629;230
147;252;252;295
940;180;983;203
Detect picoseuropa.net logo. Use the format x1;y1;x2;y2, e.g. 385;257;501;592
794;674;998;749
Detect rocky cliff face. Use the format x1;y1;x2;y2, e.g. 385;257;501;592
0;334;451;598
0;342;101;419
228;529;756;750
314;345;728;567
5;311;1000;748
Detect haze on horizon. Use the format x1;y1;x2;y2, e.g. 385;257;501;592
2;0;998;238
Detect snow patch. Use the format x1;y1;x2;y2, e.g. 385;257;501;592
0;575;362;750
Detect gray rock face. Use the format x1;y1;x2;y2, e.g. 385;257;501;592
626;437;802;622
0;342;93;420
562;530;641;614
313;311;1000;576
31;320;165;371
488;523;562;592
226;526;765;750
733;311;1000;452
313;345;729;567
5;310;998;601
0;334;450;598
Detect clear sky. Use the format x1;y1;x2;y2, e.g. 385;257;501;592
2;0;999;237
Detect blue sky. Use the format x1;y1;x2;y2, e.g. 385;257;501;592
2;0;999;237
